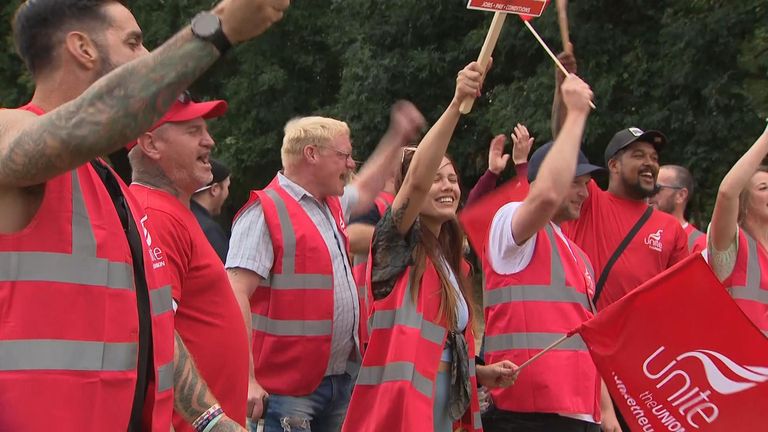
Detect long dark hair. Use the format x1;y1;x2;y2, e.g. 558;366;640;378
396;148;474;330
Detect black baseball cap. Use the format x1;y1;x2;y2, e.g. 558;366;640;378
527;141;604;183
604;127;667;165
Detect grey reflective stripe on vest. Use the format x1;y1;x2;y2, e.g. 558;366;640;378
0;252;134;289
474;411;482;429
0;171;134;289
260;189;334;291
150;285;174;315
484;225;591;311
484;332;587;353
71;170;97;256
0;340;138;371
688;229;704;251
729;234;768;306
156;361;174;392
369;285;446;346
356;361;433;398
252;313;332;336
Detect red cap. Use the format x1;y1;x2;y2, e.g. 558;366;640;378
126;98;228;150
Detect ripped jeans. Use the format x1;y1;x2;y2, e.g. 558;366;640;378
250;374;353;432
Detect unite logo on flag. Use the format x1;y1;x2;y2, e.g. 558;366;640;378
575;255;768;432
637;346;768;429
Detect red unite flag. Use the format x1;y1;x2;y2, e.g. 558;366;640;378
467;0;549;20
572;254;768;431
458;177;529;259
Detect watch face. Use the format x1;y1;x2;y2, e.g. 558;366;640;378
193;12;219;38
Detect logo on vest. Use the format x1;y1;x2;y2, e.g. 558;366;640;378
645;229;663;252
639;346;768;429
140;215;166;269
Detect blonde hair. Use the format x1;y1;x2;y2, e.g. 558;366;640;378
281;116;350;169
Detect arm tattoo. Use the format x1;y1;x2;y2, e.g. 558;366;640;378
392;198;410;227
173;332;217;421
173;333;245;431
0;30;218;187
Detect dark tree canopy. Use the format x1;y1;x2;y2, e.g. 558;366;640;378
2;0;767;227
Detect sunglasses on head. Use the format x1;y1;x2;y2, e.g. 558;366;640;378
177;90;197;104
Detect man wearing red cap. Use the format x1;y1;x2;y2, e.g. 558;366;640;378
0;0;287;430
128;95;250;430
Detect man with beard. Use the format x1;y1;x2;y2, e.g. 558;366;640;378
560;128;690;310
0;0;287;430
649;165;705;252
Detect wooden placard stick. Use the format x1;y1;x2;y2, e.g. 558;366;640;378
523;20;596;109
516;334;572;371
556;0;572;54
460;12;507;115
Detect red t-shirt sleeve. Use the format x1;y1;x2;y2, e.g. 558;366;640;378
146;208;192;303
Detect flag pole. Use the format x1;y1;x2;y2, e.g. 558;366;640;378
522;20;596;109
516;334;572;371
555;0;572;54
460;12;507;115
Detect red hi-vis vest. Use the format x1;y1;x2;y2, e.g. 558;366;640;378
684;223;705;253
352;192;395;348
723;229;768;335
0;104;174;432
483;224;601;420
342;260;483;432
234;178;351;396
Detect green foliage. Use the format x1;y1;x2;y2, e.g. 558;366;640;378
1;0;767;226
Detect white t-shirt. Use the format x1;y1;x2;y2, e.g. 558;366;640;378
487;202;597;424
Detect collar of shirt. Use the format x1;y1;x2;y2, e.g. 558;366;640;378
277;172;323;204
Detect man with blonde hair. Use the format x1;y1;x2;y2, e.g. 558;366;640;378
227;103;425;432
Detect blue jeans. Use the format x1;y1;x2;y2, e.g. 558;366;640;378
249;374;353;432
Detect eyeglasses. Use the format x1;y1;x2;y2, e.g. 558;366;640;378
653;184;683;195
324;146;360;165
656;184;683;190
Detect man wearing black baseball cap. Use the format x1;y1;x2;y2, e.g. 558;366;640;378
192;158;232;262
482;75;621;432
560;125;689;311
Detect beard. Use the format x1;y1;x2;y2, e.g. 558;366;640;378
93;39;118;80
622;174;656;200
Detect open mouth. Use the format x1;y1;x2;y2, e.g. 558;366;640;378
197;154;211;168
639;171;655;182
436;196;456;205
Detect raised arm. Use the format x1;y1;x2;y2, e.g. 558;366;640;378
0;0;288;188
350;102;425;217
550;45;576;140
709;124;768;251
511;75;593;243
391;62;484;235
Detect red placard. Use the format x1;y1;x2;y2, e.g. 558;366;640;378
575;254;768;432
467;0;547;17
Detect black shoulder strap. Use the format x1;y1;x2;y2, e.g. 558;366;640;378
592;206;653;304
89;160;153;432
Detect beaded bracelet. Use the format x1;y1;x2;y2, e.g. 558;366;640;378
202;413;224;432
193;404;223;432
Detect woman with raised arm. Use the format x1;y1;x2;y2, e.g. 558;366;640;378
341;63;518;432
708;123;768;334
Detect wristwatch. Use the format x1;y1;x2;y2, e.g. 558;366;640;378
190;11;232;55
